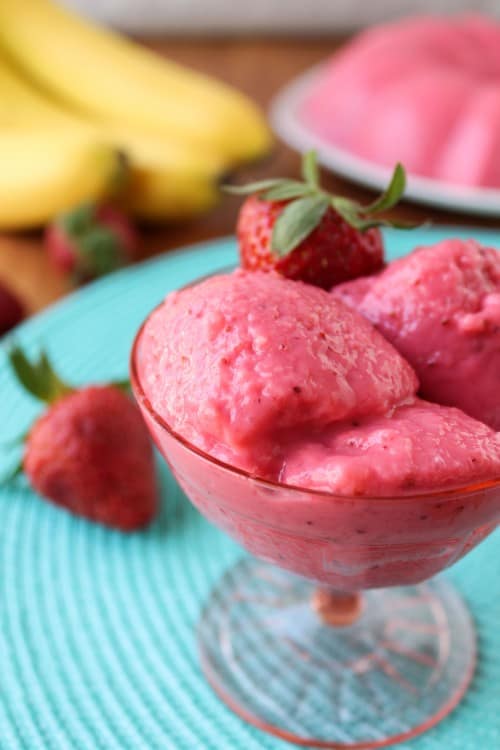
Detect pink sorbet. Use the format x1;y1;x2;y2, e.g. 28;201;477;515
281;400;500;496
136;270;417;472
300;14;500;187
335;239;500;430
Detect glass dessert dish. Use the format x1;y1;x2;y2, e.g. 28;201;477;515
131;310;500;750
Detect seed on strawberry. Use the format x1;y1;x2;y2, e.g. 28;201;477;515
226;152;412;289
5;346;157;531
45;202;138;284
0;280;24;336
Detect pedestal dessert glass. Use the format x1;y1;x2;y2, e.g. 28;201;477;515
131;310;500;750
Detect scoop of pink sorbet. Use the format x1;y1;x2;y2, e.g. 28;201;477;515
335;239;500;430
138;268;500;495
281;400;500;496
137;270;417;471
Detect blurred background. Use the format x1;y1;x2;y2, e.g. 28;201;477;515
0;0;499;329
67;0;500;32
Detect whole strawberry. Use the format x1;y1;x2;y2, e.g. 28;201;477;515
7;346;157;531
45;202;138;284
0;281;24;336
228;152;409;289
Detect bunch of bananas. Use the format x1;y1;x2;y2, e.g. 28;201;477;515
0;0;272;229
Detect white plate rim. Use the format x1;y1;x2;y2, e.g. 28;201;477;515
269;64;500;218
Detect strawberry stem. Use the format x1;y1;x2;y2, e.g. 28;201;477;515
301;150;320;188
0;460;23;486
110;378;131;393
57;202;126;283
360;163;406;215
224;151;417;256
7;344;74;404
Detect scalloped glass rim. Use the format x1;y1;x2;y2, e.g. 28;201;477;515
130;297;500;503
270;64;500;218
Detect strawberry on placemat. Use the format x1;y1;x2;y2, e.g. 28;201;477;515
5;346;157;531
228;151;410;289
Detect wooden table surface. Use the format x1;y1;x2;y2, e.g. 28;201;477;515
1;36;499;316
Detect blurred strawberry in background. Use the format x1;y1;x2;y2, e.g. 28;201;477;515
0;281;24;336
46;203;139;284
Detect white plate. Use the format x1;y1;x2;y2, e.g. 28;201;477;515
270;65;500;218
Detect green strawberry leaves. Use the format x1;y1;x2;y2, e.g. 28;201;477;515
7;345;74;404
58;202;126;282
59;202;95;236
224;178;311;201
272;195;329;256
7;344;131;403
222;179;290;195
261;181;311;201
301;149;320;188
224;151;415;256
363;163;406;214
78;226;123;278
0;460;23;487
110;378;131;393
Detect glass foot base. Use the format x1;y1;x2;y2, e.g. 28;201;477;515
198;559;476;749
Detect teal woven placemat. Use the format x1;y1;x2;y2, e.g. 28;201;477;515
0;229;499;750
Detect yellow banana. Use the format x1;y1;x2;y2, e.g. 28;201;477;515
0;0;272;164
0;57;223;220
111;130;221;220
0;133;120;229
0;55;71;128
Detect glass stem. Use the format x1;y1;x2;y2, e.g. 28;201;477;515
312;588;363;626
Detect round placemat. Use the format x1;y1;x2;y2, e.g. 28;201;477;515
0;231;499;750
